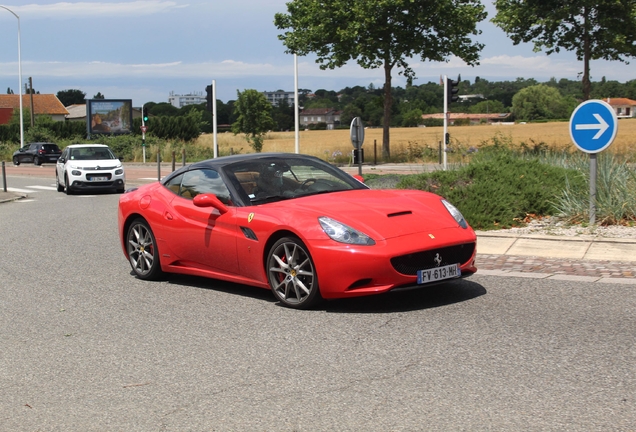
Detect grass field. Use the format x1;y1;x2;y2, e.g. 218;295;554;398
198;118;636;162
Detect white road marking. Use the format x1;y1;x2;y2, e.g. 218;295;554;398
7;187;38;194
28;185;57;191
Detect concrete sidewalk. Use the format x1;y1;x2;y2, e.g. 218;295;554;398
476;230;636;263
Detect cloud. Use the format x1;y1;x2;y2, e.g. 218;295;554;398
2;1;187;19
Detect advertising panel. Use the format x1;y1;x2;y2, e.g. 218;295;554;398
86;99;133;135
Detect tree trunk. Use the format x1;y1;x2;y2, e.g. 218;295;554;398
382;61;392;159
582;8;591;100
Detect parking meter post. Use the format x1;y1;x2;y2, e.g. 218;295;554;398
182;148;186;167
157;151;161;181
171;151;176;172
2;161;7;192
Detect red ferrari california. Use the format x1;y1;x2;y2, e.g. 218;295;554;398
118;153;477;309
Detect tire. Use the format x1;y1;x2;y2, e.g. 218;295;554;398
33;156;41;166
64;174;73;195
13;157;19;166
267;236;321;309
56;173;64;192
126;218;164;280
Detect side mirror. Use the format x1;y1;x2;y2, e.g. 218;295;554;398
193;193;229;214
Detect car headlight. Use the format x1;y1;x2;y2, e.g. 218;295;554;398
71;170;82;176
442;199;468;229
115;169;124;175
318;217;375;245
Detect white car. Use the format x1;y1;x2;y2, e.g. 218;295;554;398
56;144;126;194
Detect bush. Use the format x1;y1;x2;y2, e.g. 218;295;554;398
396;149;585;230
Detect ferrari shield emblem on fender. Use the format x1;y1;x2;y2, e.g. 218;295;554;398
248;213;255;223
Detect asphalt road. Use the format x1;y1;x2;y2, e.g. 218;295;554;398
1;175;634;431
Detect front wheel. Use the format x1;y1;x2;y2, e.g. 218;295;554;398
64;174;73;195
267;237;321;309
56;173;64;192
13;157;19;166
126;218;164;280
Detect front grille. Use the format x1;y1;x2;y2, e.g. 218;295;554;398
390;243;475;275
86;173;113;181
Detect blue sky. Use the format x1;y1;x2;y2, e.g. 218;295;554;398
1;0;634;106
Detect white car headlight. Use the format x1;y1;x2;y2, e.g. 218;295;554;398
442;199;468;229
318;217;375;245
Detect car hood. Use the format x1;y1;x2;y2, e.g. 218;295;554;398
68;160;122;169
270;189;469;240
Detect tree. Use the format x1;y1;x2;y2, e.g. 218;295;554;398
232;89;275;152
93;92;105;99
511;84;577;121
492;0;636;100
275;0;486;158
469;100;506;114
6;87;13;94
56;89;86;107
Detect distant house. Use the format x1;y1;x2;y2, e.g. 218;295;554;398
0;94;69;124
0;107;12;125
605;98;636;118
421;112;511;125
300;108;342;130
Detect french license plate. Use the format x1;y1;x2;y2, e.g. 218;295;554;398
90;176;108;182
417;264;461;284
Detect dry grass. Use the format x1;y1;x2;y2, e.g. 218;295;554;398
197;118;636;160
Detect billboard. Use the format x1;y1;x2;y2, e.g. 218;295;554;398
86;99;133;135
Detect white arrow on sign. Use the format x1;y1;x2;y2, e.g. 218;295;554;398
574;113;609;139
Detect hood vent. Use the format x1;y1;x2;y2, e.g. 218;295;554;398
387;210;412;218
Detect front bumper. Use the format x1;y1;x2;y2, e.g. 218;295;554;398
68;170;126;192
308;228;478;299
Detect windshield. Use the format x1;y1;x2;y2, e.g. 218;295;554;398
69;146;116;161
225;156;367;204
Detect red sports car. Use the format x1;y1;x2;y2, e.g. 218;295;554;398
118;153;477;309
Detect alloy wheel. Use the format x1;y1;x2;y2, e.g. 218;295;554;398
267;237;320;309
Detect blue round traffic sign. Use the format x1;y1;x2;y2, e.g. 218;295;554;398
569;100;617;153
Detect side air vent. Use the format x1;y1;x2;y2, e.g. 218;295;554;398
240;227;258;241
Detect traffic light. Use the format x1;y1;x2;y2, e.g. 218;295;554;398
205;85;213;112
447;74;460;103
142;107;149;123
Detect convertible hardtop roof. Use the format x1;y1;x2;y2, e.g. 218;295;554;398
162;152;340;185
188;152;324;170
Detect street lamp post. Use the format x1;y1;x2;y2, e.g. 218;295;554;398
0;5;24;149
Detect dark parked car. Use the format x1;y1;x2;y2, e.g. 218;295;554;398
13;142;62;166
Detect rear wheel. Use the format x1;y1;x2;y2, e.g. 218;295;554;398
33;156;41;166
126;218;164;280
267;237;321;309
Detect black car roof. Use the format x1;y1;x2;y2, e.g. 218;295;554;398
189;152;323;169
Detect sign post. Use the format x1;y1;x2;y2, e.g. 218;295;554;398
569;99;618;225
350;117;365;175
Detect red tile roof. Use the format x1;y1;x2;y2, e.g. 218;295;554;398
0;94;69;116
604;98;636;106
